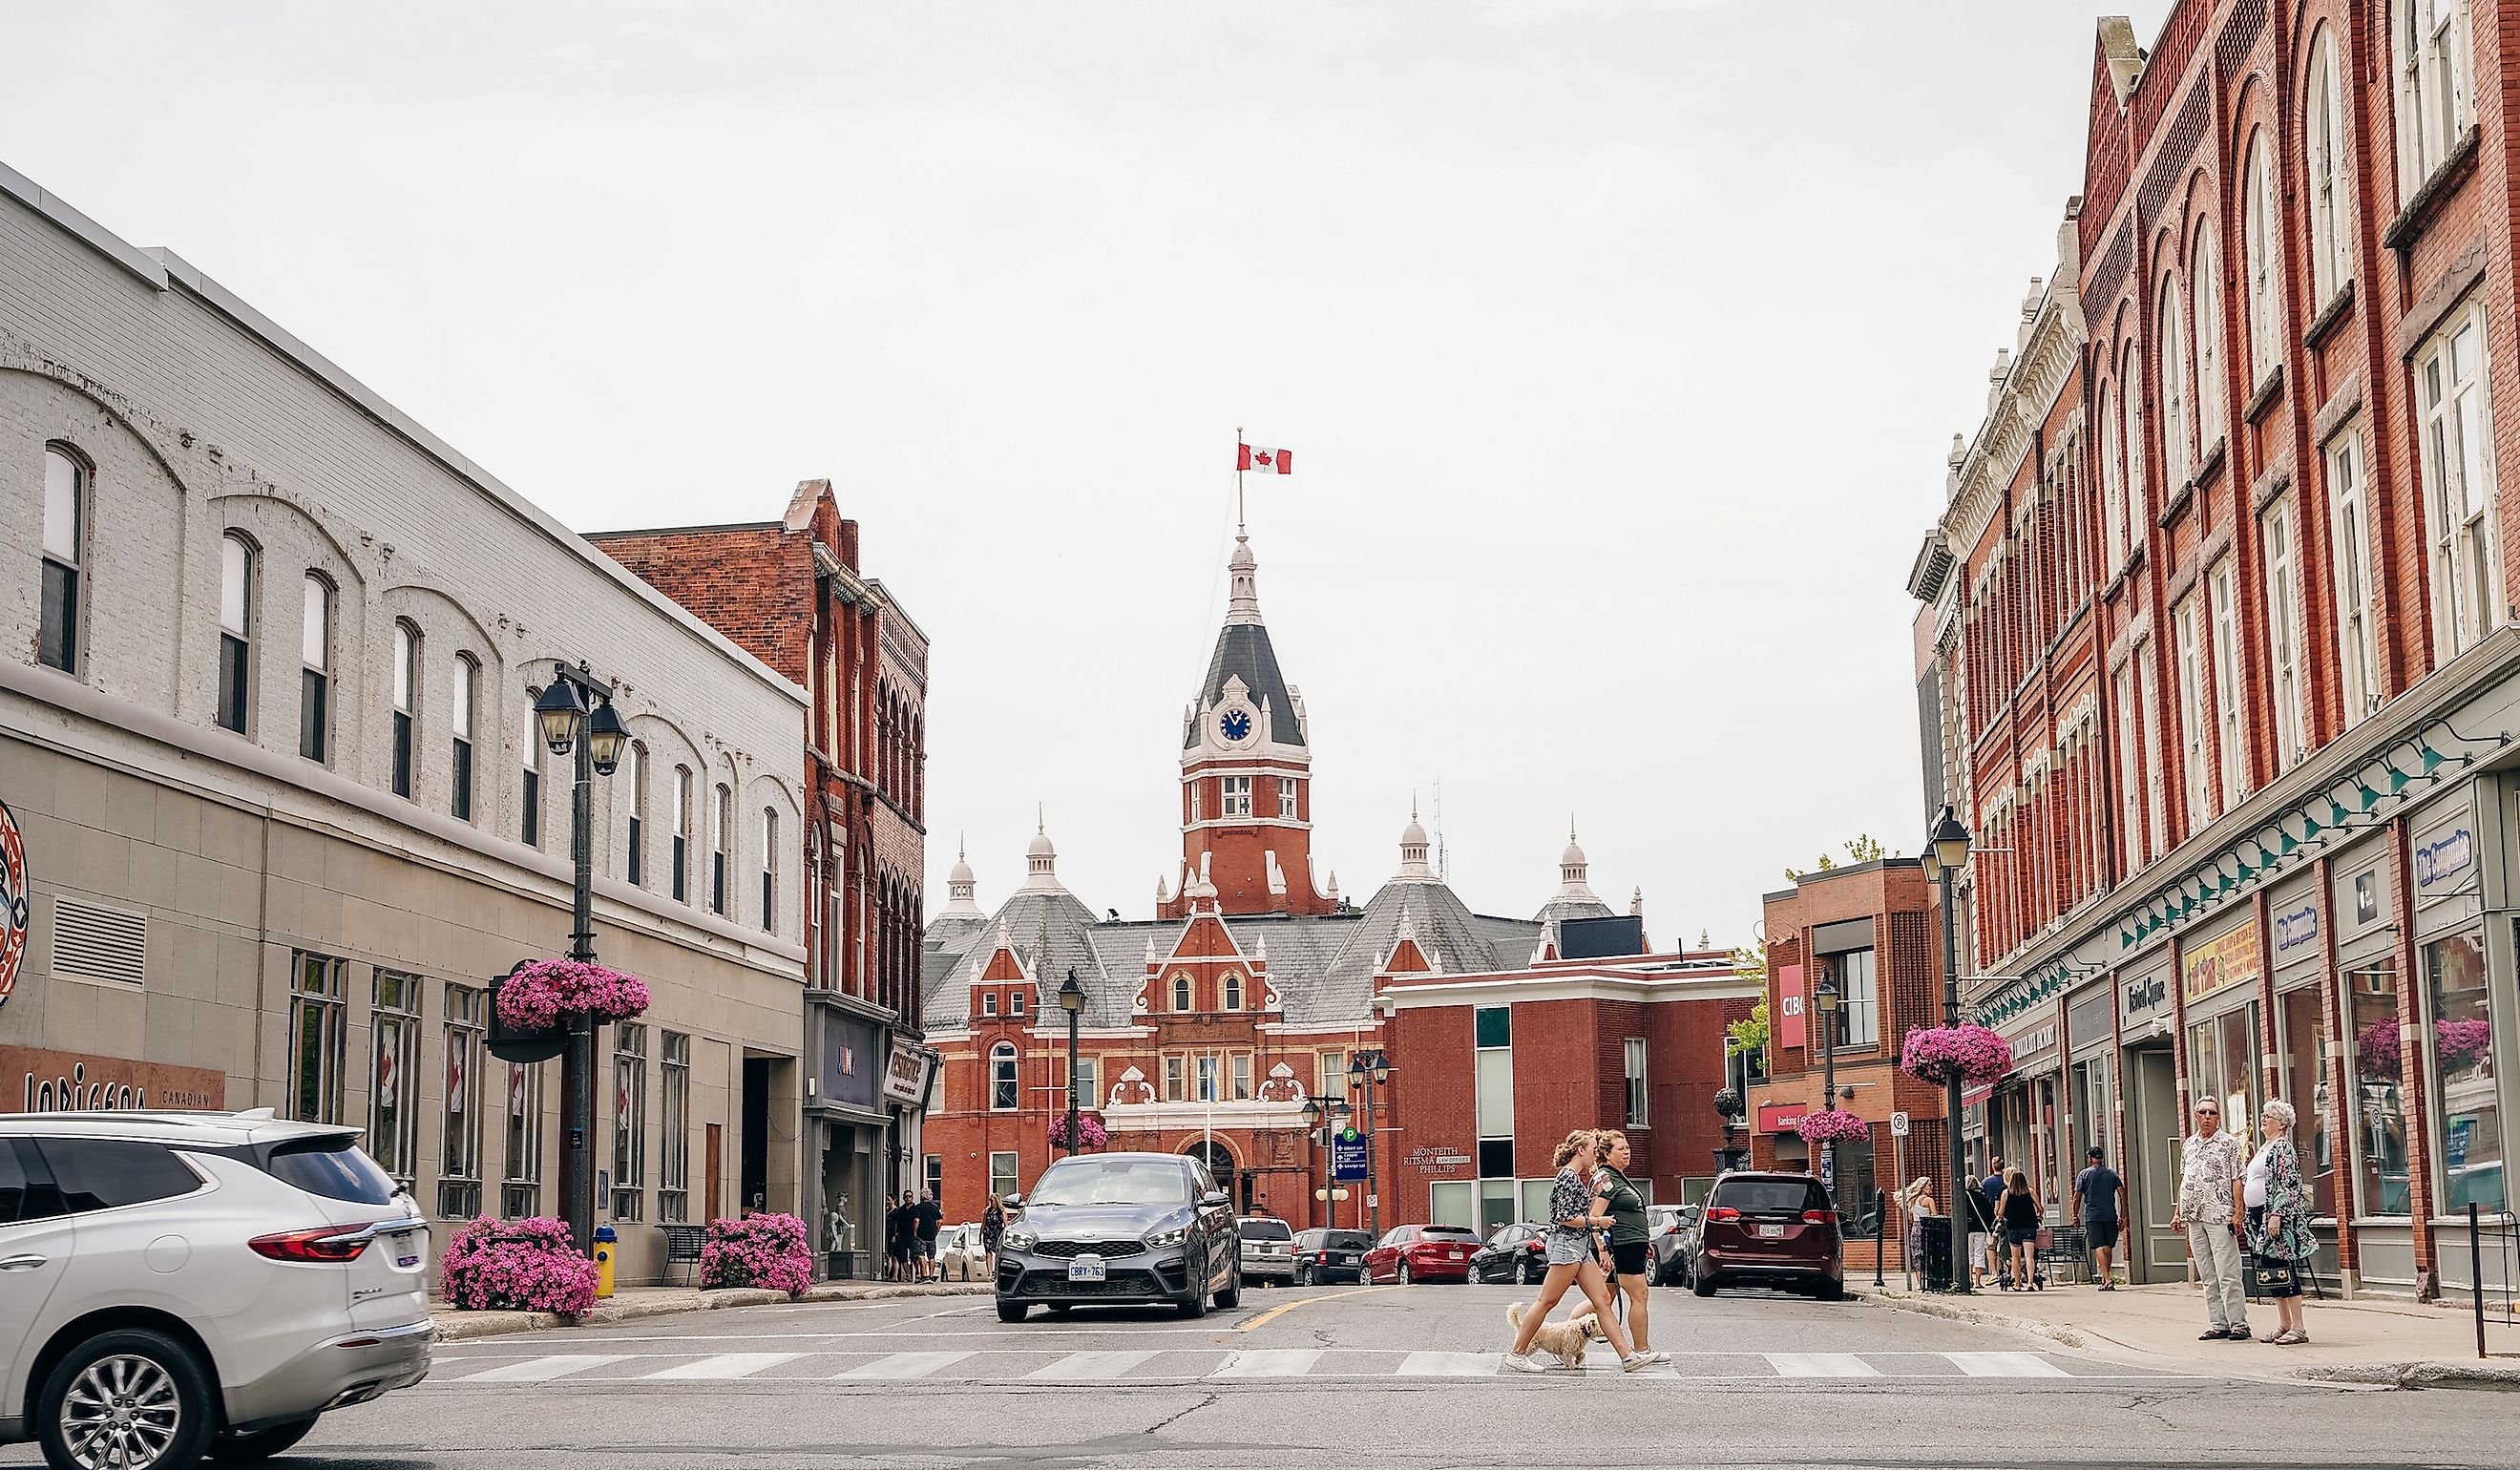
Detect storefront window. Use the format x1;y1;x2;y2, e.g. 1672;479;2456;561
2189;1008;2259;1147
2432;932;2503;1212
2346;958;2410;1215
2278;986;2338;1216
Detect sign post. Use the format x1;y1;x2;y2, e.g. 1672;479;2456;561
1888;1113;1911;1289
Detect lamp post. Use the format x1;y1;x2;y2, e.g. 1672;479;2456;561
531;661;629;1257
1814;976;1840;1192
1058;970;1084;1158
1302;1096;1353;1228
1348;1050;1393;1238
1922;803;1974;1293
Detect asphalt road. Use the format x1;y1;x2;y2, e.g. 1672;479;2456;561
6;1281;2505;1468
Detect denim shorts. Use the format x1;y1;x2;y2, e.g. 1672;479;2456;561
2006;1226;2039;1247
1544;1229;1592;1267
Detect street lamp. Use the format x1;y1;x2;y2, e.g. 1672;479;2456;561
1302;1096;1353;1228
1058;970;1085;1158
1814;976;1840;1189
1347;1050;1395;1238
1922;802;1974;1293
533;660;627;1256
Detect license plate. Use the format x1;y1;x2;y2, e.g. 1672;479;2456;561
391;1232;421;1269
1757;1224;1785;1240
1068;1254;1106;1283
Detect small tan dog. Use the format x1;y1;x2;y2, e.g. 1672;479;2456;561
1504;1301;1601;1369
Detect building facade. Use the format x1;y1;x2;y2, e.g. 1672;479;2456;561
1918;3;2520;1297
590;483;933;1278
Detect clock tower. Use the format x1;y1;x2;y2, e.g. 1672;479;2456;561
1158;531;1335;918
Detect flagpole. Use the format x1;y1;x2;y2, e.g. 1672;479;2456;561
1234;425;1245;536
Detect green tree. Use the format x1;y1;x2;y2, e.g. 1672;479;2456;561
1726;939;1769;1060
1784;832;1896;883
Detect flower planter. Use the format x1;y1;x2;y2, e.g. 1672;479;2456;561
440;1216;600;1316
494;958;651;1033
1047;1112;1107;1151
1796;1108;1873;1144
699;1212;813;1298
1899;1024;2013;1087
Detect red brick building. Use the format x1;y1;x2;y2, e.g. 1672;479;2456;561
590;479;932;1273
1914;3;2520;1298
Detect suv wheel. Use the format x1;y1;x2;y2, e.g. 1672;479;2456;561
1214;1261;1242;1310
1692;1271;1718;1298
38;1328;215;1470
209;1417;321;1461
1296;1263;1312;1287
1813;1278;1844;1302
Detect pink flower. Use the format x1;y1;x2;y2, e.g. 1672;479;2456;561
1047;1112;1108;1150
698;1212;813;1298
496;958;652;1032
1900;1025;2014;1086
2355;1018;2402;1081
2436;1018;2493;1074
440;1215;599;1315
1796;1108;1872;1144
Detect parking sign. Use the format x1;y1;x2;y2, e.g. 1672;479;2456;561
1890;1111;1911;1138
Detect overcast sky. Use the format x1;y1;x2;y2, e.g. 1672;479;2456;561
7;1;2171;947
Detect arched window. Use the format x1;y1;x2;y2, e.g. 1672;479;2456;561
670;766;693;902
390;620;418;798
300;575;332;764
2307;28;2354;306
991;1043;1018;1110
2100;381;2126;567
2158;278;2191;488
2121;340;2147;529
1222;973;1243;1011
2242;134;2281;386
761;807;778;933
710;782;732;915
2395;0;2476;198
39;447;85;674
2192;224;2225;447
217;533;255;733
451;652;477;821
1170;974;1192;1013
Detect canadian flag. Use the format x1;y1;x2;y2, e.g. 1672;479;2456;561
1238;444;1293;473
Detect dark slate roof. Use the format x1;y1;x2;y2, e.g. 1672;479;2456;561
1535;895;1617;927
1186;622;1305;749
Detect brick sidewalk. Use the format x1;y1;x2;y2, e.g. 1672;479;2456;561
1852;1277;2520;1387
430;1281;993;1342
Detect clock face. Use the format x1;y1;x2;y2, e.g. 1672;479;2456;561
1219;708;1252;742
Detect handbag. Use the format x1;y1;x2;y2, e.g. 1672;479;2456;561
2249;1252;2300;1292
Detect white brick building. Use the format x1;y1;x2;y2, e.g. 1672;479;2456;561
0;158;810;1283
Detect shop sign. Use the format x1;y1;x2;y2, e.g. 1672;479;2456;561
2182;919;2262;1003
2121;969;2171;1026
2274;903;2320;956
1405;1145;1472;1173
1755;1102;1808;1134
2006;1021;2059;1067
5;1045;223;1113
2415;825;2475;894
2336;862;2386;931
821;1018;883;1109
1777;963;1806;1050
0;796;26;1011
880;1040;931;1106
2067;987;2114;1051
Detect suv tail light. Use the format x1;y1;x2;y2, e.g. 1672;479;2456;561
1317;1250;1330;1262
1705;1207;1741;1223
1801;1210;1834;1225
249;1224;374;1263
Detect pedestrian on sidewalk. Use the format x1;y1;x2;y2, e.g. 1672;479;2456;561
1503;1131;1661;1375
1979;1156;2007;1285
1591;1131;1654;1354
981;1198;1005;1276
1900;1179;1938;1291
1999;1170;2041;1291
2072;1146;2126;1289
2246;1101;2316;1344
1964;1176;1995;1289
2175;1097;2251;1341
915;1190;944;1284
885;1194;914;1283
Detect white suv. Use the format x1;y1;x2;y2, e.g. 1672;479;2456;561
0;1109;432;1469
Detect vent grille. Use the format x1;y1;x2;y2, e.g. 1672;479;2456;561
52;897;147;988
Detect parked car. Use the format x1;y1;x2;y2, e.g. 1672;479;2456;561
938;1223;990;1281
993;1152;1241;1321
1468;1222;1549;1284
1290;1228;1373;1286
1648;1203;1700;1286
1686;1170;1844;1300
1363;1224;1480;1284
1236;1216;1297;1286
0;1108;433;1470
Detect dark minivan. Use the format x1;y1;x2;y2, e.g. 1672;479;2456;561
1687;1171;1843;1299
1290;1228;1373;1285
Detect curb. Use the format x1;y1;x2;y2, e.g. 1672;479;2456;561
1850;1288;2087;1351
430;1282;994;1342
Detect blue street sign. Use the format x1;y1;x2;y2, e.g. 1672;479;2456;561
1332;1125;1368;1181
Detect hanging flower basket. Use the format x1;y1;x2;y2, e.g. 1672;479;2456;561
1900;1024;2013;1087
2436;1018;2493;1075
495;958;651;1033
1048;1111;1108;1150
440;1216;599;1315
1796;1108;1872;1144
698;1212;813;1298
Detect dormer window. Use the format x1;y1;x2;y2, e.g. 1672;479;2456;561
1222;973;1243;1011
982;992;998;1018
1170;974;1192;1012
1011;991;1026;1017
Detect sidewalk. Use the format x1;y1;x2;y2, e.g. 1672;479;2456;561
1852;1275;2520;1388
430;1281;992;1342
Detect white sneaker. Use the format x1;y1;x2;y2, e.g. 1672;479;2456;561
1618;1354;1651;1373
1628;1350;1670;1367
1502;1353;1544;1374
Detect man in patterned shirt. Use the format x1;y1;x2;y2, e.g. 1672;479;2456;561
2176;1098;2250;1340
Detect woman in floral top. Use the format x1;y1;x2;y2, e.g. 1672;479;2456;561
2245;1100;2317;1344
1502;1131;1660;1373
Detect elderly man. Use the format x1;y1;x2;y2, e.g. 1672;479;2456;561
2176;1098;2250;1340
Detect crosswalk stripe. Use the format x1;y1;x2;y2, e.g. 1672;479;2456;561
837;1351;976;1381
1025;1351;1158;1381
646;1353;802;1380
458;1354;626;1383
1943;1352;2070;1377
1765;1354;1881;1378
1396;1352;1498;1377
1213;1349;1322;1378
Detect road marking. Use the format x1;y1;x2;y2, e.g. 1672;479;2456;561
1766;1354;1881;1377
1024;1351;1157;1380
1943;1352;2071;1377
1396;1352;1497;1377
457;1354;626;1383
1214;1349;1323;1377
1236;1286;1396;1332
836;1351;976;1380
647;1353;802;1380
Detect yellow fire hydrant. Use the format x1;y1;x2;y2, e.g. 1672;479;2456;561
593;1225;618;1299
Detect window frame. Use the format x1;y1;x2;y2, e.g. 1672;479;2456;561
2159;276;2192;488
1278;779;1298;819
990;1042;1019;1110
2262;498;2307;768
660;1031;690;1222
760;806;778;932
38;445;86;676
287;951;347;1124
2307;26;2354;305
2209;558;2246;806
503;1058;543;1219
439;982;486;1219
1170;974;1192;1013
1221;972;1243;1011
625;743;647;882
300;575;333;765
2328;425;2381;724
390;620;419;799
1624;1037;1648;1128
451;652;478;822
2396;0;2476;200
2243;135;2282;388
369;969;422;1188
672;766;693;903
217;532;256;735
2417;299;2502;661
2192;225;2226;450
612;1020;647;1220
2174;599;2212;827
710;783;731;915
1223;774;1252;819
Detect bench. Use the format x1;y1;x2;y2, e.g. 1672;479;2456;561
660;1224;706;1285
2034;1225;2087;1285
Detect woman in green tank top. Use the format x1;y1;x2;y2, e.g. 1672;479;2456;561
1590;1131;1654;1354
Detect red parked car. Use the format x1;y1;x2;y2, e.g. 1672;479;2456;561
1686;1171;1844;1300
1364;1224;1480;1284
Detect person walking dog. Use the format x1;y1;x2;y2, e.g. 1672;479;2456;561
2176;1097;2251;1341
2246;1101;2316;1343
1592;1131;1654;1354
1504;1131;1662;1374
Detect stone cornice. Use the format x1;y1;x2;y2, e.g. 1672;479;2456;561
1944;278;2088;556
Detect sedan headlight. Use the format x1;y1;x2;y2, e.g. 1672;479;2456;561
1001;1229;1036;1252
1144;1225;1187;1249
